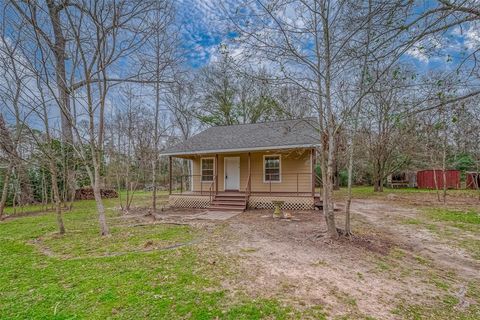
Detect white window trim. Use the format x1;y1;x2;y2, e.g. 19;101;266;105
200;157;215;183
263;154;282;183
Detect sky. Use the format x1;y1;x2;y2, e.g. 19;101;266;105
176;0;480;73
176;0;233;68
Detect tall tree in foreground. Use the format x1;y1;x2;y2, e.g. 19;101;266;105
138;0;178;212
10;0;77;207
62;0;155;235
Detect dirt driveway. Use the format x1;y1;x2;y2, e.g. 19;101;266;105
192;199;480;319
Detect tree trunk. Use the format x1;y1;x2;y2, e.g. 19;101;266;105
92;166;109;236
373;166;384;192
50;162;65;234
46;0;76;207
324;130;338;238
0;163;13;219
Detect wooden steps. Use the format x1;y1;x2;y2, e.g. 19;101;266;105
208;192;247;212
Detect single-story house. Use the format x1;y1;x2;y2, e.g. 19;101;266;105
160;118;321;211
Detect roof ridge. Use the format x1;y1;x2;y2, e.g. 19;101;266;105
208;117;317;129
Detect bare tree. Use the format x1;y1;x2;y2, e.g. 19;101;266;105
62;0;155;235
10;0;77;206
137;0;178;211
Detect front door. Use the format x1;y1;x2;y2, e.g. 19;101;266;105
224;157;240;190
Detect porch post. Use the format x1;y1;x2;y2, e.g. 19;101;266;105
169;156;172;195
215;154;219;194
248;152;251;195
311;148;315;196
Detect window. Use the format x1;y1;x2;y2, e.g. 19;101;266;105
264;155;281;182
201;158;214;182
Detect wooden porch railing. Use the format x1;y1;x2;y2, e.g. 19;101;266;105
170;174;217;197
170;172;321;197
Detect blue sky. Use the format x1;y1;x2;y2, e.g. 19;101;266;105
176;0;233;68
176;0;479;74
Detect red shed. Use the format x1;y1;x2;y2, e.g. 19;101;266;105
466;172;479;189
416;170;460;189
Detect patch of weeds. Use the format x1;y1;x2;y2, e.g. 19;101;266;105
390;247;406;260
375;260;391;271
392;292;480;320
429;276;450;291
460;239;480;260
311;259;328;267
404;218;422;225
240;247;258;253
301;305;328;320
442;294;459;307
357;272;364;280
425;223;439;233
413;255;430;266
330;288;358;308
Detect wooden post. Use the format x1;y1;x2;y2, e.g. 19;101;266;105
169;156;172;195
311;148;315;196
215;154;219;194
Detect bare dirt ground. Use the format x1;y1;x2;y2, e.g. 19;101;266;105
127;195;480;319
214;200;480;319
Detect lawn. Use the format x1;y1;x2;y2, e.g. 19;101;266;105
0;193;324;319
1;187;479;319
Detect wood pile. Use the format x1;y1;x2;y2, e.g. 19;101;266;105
75;188;118;200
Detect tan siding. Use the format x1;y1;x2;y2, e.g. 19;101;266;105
190;149;312;193
250;151;311;193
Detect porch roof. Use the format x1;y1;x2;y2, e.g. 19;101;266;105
161;118;319;156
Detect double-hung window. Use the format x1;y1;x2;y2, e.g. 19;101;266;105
264;155;281;182
201;158;214;182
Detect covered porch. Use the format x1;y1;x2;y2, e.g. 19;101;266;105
166;148;321;211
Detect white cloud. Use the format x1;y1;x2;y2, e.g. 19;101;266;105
406;46;430;63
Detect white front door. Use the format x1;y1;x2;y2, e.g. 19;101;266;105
224;157;240;190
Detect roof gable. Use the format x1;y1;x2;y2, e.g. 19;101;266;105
161;118;319;156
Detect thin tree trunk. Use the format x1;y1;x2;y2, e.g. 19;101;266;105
92;165;109;236
433;168;441;201
325;131;338;238
152;66;160;211
50;163;65;234
0;163;13;219
442;115;447;203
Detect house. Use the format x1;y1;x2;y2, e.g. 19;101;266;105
160;118;320;211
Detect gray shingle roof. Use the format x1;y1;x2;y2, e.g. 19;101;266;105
161;118;319;156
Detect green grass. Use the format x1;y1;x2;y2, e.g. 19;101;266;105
2;190;161;216
332;186;479;199
426;208;480;225
0;194;326;319
415;207;480;261
392;284;480;319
